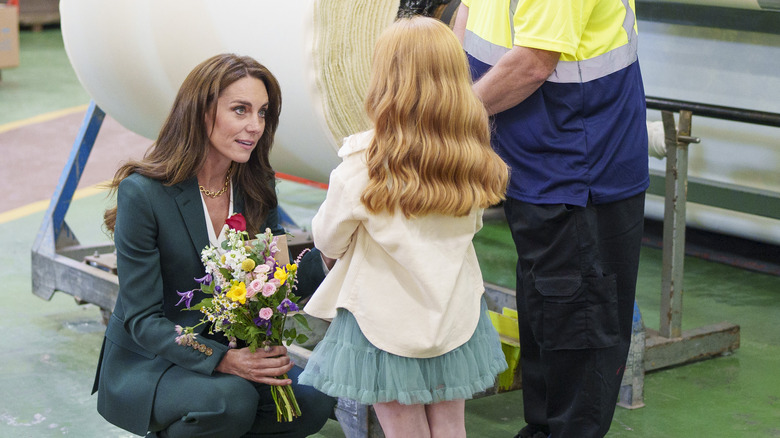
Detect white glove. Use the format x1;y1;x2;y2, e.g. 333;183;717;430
647;121;666;159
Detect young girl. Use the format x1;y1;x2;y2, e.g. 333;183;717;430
298;16;510;438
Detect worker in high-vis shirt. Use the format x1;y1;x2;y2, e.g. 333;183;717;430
454;1;649;437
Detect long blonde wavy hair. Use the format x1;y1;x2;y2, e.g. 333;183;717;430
361;16;508;218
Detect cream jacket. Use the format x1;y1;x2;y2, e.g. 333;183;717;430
304;130;486;358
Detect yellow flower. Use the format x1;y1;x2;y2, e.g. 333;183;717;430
220;254;226;265
286;263;297;273
226;281;247;304
274;267;288;285
241;258;256;272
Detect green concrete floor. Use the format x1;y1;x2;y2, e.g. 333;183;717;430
1;28;779;437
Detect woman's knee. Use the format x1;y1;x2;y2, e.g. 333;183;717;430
154;373;260;437
216;375;261;426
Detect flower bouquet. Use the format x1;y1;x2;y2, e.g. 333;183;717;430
174;213;310;422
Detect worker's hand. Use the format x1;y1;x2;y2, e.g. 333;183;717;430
215;345;294;385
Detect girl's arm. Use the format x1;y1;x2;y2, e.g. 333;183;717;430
311;169;360;260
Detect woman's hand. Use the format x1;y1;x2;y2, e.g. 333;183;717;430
215;345;294;385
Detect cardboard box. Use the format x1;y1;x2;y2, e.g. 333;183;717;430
0;5;19;69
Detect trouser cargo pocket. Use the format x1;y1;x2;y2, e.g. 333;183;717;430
533;273;620;351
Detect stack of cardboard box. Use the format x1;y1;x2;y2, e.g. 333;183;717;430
0;4;19;74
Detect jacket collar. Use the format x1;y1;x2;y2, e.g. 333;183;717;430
167;176;246;254
169;177;209;255
338;130;373;158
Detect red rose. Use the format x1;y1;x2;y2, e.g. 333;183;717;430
225;213;247;231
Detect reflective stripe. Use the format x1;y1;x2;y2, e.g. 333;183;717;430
463;0;519;67
548;0;638;83
465;0;639;84
509;0;519;42
463;28;510;66
548;39;637;83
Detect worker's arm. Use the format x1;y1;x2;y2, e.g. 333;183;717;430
473;46;560;116
455;2;560;115
452;3;468;45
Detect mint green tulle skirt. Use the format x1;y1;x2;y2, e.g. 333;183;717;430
297;297;507;405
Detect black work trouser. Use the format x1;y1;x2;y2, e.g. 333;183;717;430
504;192;645;438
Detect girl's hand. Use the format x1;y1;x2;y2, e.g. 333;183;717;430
321;254;337;270
215;345;294;385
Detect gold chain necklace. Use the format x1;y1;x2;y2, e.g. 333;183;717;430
199;166;232;198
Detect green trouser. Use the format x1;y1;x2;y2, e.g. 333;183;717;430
148;365;336;438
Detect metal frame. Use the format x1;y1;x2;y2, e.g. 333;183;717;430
615;97;780;408
30;102;120;315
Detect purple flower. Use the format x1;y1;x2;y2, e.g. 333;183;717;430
194;273;212;285
253;316;270;329
277;298;299;314
176;289;195;308
215;285;222;293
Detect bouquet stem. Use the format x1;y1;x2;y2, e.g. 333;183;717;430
271;373;301;422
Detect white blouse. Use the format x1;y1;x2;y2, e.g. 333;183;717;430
199;182;234;247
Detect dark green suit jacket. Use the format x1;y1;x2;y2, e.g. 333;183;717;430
92;173;325;435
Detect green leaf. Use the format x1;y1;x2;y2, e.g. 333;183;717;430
292;313;310;331
246;325;261;338
296;334;309;344
188;298;212;311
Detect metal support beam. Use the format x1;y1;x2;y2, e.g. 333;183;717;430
31;102;110;303
644;323;740;371
51;101;105;242
618;302;646;409
619;110;741;410
659;110;695;338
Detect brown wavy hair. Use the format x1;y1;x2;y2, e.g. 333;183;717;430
361;16;508;218
104;53;282;236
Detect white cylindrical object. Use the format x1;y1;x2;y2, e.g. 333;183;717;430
59;0;399;183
